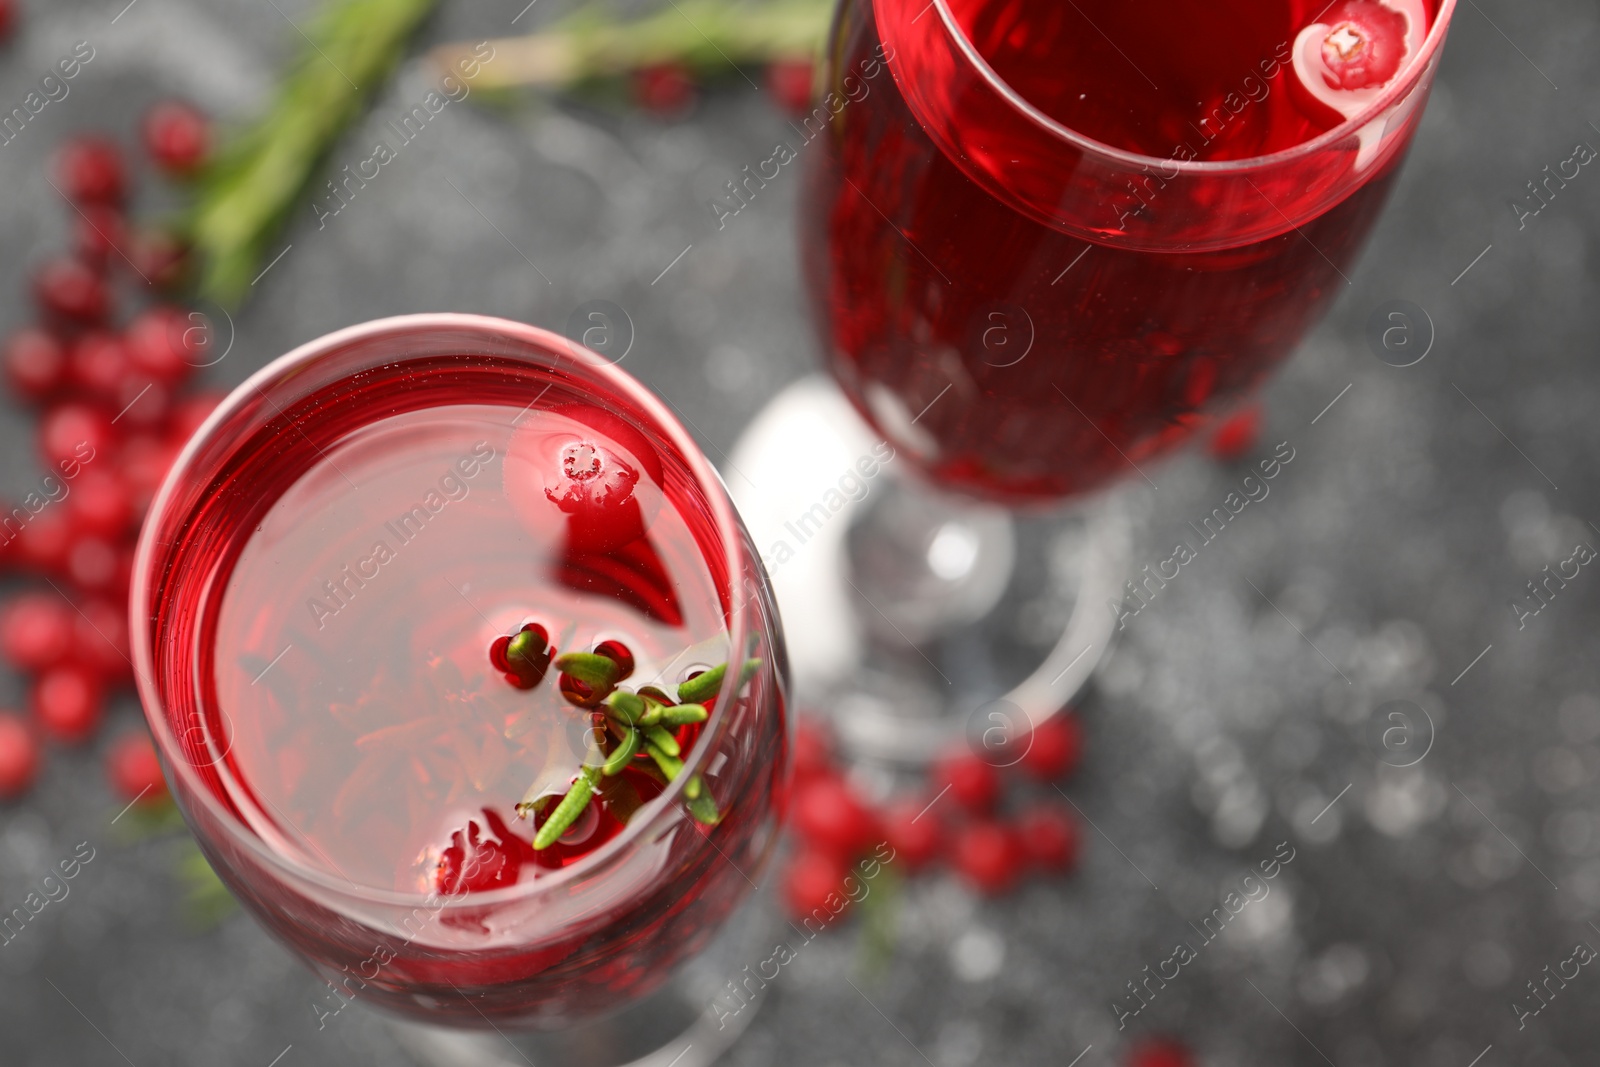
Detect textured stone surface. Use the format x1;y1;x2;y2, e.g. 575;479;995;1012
2;1;1599;1065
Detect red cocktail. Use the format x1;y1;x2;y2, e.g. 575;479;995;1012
803;0;1454;504
132;316;787;1035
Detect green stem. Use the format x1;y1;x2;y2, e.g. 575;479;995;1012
533;766;600;850
603;727;641;775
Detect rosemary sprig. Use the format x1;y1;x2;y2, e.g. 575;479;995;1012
603;727;641;775
534;765;601;849
675;657;761;705
430;0;830;91
185;0;439;306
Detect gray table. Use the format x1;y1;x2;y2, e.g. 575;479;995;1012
2;1;1597;1064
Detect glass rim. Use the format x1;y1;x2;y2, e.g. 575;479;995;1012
925;0;1458;174
130;313;762;911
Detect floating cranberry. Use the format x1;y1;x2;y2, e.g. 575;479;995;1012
0;714;39;799
1019;712;1084;781
1207;404;1261;462
792;774;877;860
1127;1037;1197;1067
106;732;168;804
0;594;74;671
55;136;127;204
126;305;201;383
33;257;110;323
491;622;553;689
3;328;67;402
880;796;942;870
632;63;697;116
73;204;127;267
33;663;104;744
141;100;210;175
593;639;635;680
1316;1;1409;91
557;670;602;708
952;821;1023;895
435;809;535;895
766;59;814;115
68;331;132;401
781;848;851;919
933;747;1002;813
1016;804;1081;872
39;403;113;470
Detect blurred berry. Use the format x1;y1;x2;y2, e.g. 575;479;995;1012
0;593;75;671
0;714;39;799
792;773;876;859
1127;1038;1197;1067
33;662;104;744
766;59;814;114
33;257;110;323
880;796;942;870
55;136;127;204
141;100;209;175
782;848;850;919
1015;803;1081;872
106;732;168;804
952;820;1023;895
4;328;67;402
632;63;697;116
1019;711;1084;781
933;747;1001;813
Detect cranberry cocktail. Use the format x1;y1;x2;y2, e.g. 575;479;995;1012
804;0;1450;503
133;317;786;1028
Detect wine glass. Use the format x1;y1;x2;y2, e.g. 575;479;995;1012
132;315;788;1067
729;0;1457;761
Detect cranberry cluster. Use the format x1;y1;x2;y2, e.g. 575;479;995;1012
0;103;215;806
783;712;1087;915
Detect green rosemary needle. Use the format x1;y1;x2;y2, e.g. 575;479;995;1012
603;727;641;776
533;766;600;850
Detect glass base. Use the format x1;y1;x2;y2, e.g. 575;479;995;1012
728;377;1131;763
392;885;776;1067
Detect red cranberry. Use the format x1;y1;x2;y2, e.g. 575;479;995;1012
55;136;127;204
781;848;851;919
0;714;39;799
791;774;877;860
0;593;75;671
1207;404;1261;462
1019;712;1084;781
766;59;814;115
66;535;120;594
33;257;110;323
126;229;189;290
1015;804;1081;872
952;821;1023;895
33;663;104;744
3;328;68;402
73;597;132;682
73;204;127;267
593;639;635;680
880;796;942;870
435;809;535;895
106;732;168;804
167;391;223;443
39;403;113;470
141;100;210;175
791;717;837;783
631;64;697;116
933;747;1002;813
14;507;73;576
126;306;202;383
557;671;603;707
68;331;132;401
1127;1037;1198;1067
1317;2;1409;90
